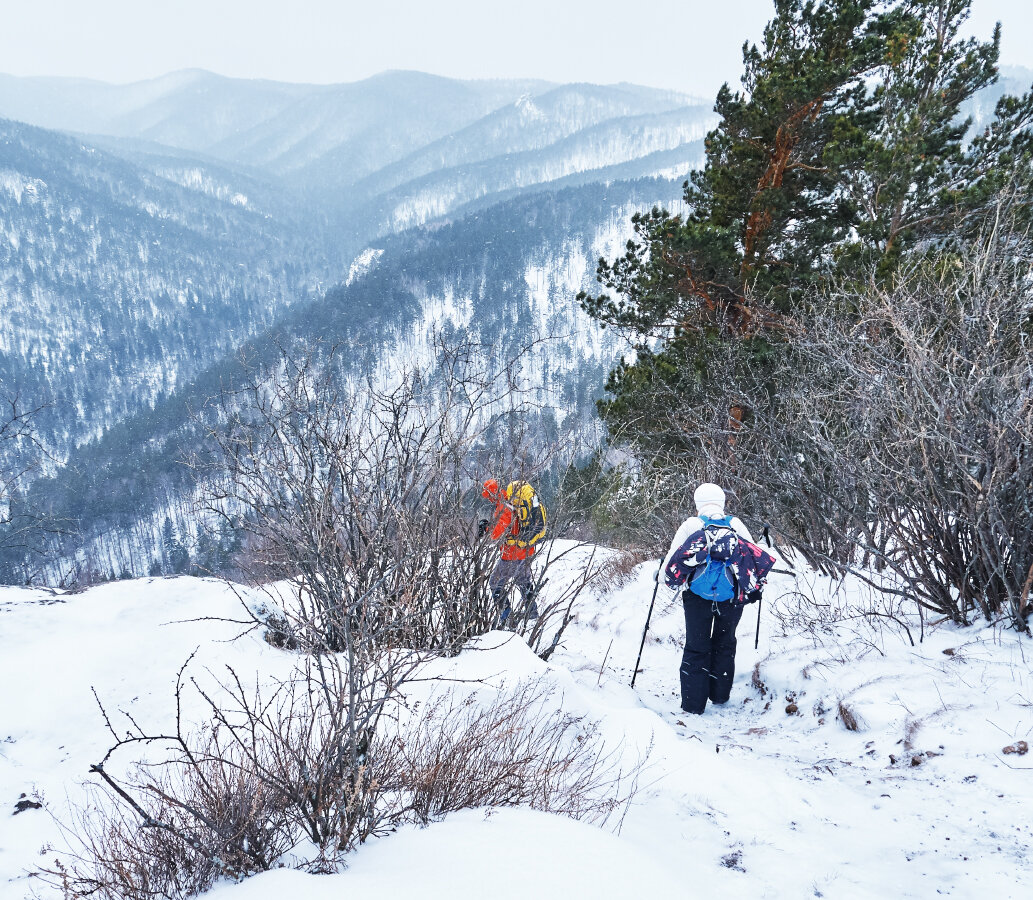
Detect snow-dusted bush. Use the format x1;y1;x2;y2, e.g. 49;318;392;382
41;672;640;898
198;339;596;658
759;205;1033;628
389;679;640;828
45;735;296;898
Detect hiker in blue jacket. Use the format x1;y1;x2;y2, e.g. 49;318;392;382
662;483;773;715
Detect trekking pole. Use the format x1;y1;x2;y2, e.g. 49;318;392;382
631;565;662;689
755;523;772;651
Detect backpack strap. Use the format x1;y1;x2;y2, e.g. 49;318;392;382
699;515;733;546
699;514;732;529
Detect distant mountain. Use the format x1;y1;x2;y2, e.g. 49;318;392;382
1;65;1023;463
308;81;704;191
0;117;339;461
0;69;713;224
23;177;686;578
0;70;555;179
362;112;707;231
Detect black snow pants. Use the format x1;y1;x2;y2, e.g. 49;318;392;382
680;591;744;714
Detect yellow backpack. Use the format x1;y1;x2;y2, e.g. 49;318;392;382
505;481;547;548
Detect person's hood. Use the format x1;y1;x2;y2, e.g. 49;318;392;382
693;482;726;518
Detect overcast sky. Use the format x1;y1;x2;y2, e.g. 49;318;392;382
2;0;1030;95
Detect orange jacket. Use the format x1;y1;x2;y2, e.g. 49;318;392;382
490;500;536;560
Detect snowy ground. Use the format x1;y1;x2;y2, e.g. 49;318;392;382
2;544;1031;899
553;546;1033;898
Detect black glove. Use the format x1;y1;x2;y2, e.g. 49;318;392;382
477;518;490;535
745;590;762;605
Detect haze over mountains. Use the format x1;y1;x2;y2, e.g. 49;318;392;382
0;68;716;578
0;71;556;169
0;69;717;258
0;69;709;187
0;69;713;436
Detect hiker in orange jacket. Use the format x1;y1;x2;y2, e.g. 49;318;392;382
480;478;546;623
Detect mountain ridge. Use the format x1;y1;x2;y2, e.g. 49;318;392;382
0;69;702;184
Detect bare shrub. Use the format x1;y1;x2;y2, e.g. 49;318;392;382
42;336;618;896
767;574;918;651
590;547;655;595
46;741;294;900
757;207;1033;628
587;461;691;554
388;679;642;828
41;672;644;898
198;339;595;658
38;633;418;898
0;391;72;585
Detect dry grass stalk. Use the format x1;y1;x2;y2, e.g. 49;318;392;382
837;700;861;732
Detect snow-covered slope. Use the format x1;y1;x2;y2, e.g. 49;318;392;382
370;109;708;231
0;69;711;236
2;542;1030;899
557;552;1033;898
203;808;680;900
0;117;330;463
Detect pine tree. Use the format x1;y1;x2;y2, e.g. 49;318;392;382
830;0;1011;273
579;0;891;339
579;0;1032;451
161;516;190;575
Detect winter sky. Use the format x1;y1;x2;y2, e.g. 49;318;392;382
1;0;1030;96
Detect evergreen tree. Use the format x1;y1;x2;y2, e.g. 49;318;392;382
580;0;1032;451
831;0;1014;273
161;516;190;575
580;0;892;338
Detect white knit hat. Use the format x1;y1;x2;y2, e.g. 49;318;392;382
693;483;726;517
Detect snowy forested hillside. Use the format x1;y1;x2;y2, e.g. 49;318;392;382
0;118;338;460
0;70;712;479
22;178;685;580
962;64;1033;129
